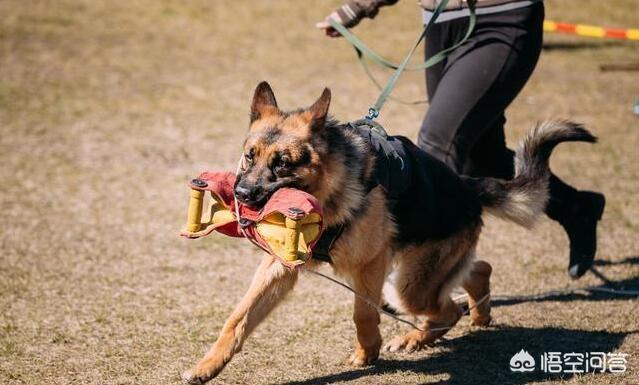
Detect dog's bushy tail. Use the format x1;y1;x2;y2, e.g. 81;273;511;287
468;120;596;227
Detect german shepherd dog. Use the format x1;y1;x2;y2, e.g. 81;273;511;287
182;82;596;384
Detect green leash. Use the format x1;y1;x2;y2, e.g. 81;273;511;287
329;0;477;118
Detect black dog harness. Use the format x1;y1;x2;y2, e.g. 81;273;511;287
312;119;413;263
312;118;483;263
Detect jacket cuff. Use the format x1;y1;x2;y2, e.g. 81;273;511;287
336;3;364;28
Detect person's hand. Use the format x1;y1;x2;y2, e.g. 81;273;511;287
315;11;344;38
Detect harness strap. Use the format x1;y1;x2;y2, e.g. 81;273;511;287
329;0;478;114
311;224;345;263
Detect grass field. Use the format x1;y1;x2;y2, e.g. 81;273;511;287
1;1;638;384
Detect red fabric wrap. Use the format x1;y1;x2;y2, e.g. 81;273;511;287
188;171;243;237
184;171;324;265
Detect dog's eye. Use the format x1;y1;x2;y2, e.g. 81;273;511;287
278;158;290;169
245;148;255;163
274;157;290;173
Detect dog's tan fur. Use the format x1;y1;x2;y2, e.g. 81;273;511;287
182;84;492;384
183;83;597;384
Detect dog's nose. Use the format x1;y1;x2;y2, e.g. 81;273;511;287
235;185;252;202
235;184;264;205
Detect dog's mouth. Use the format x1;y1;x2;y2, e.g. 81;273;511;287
234;184;283;209
234;177;302;209
235;193;269;209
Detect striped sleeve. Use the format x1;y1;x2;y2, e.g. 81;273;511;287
336;0;399;28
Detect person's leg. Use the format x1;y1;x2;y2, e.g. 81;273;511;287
424;22;447;101
546;177;606;278
419;4;604;278
418;4;544;171
462;115;514;179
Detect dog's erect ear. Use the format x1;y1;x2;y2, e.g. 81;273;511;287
250;81;278;123
306;88;331;130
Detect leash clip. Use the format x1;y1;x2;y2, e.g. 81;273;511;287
366;107;379;120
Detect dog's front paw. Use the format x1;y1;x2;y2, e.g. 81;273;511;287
347;347;379;367
181;370;205;385
181;356;225;385
470;314;492;327
182;368;218;385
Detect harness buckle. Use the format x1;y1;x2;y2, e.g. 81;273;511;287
366;107;380;120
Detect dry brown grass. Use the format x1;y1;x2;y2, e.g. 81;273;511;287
1;1;638;384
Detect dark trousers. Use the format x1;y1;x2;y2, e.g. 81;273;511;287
417;2;576;222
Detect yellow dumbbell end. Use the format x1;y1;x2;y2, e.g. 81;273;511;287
186;188;205;233
284;216;302;262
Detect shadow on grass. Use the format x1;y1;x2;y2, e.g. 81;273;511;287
278;259;639;385
491;274;639;308
594;255;639;267
277;325;631;385
486;256;639;308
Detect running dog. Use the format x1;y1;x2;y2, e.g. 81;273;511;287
182;82;596;384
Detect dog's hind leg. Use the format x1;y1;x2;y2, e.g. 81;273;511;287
384;225;481;353
384;295;463;353
182;255;298;385
461;260;492;326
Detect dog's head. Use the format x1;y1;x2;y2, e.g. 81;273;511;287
234;81;331;208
